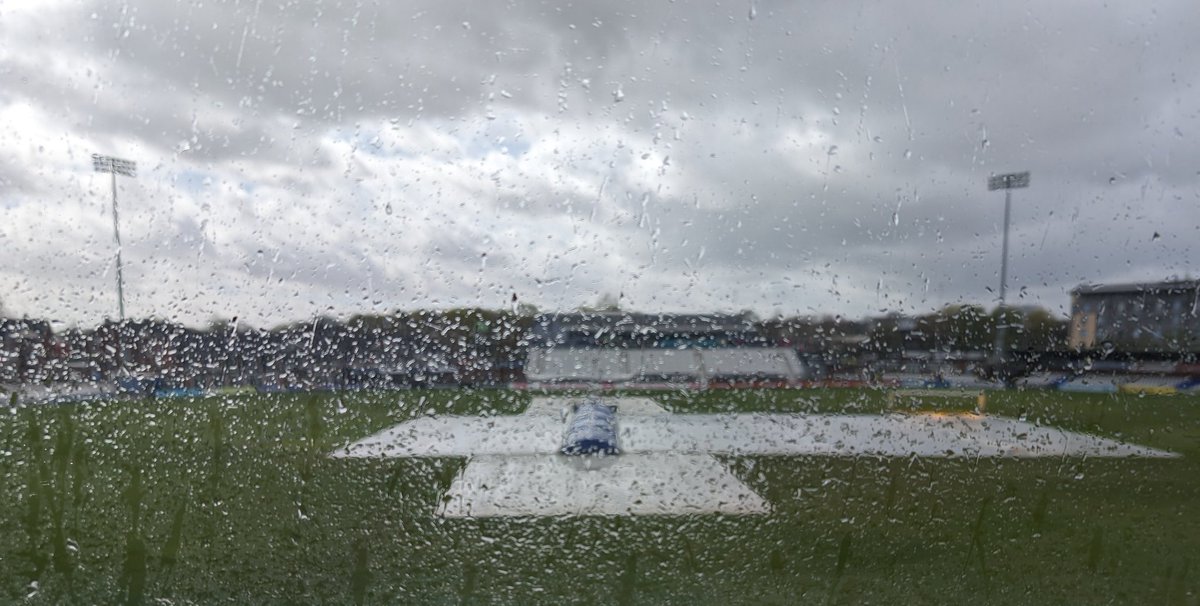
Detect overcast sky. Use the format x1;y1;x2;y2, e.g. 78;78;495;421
2;0;1198;328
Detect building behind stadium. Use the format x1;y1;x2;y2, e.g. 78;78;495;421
1069;280;1200;352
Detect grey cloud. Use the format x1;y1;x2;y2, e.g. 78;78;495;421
3;0;1200;324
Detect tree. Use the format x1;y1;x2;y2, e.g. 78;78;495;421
581;292;622;312
947;305;994;351
1015;308;1068;351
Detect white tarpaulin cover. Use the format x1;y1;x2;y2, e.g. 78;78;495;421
331;397;1178;517
435;453;770;518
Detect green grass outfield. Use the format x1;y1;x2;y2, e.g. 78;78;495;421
1;389;1198;605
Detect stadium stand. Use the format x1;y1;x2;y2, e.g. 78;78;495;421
521;312;807;388
524;348;633;383
633;349;704;383
524;346;805;387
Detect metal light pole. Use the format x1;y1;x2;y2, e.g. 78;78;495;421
987;171;1030;362
92;154;137;321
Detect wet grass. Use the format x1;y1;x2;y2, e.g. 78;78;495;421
0;388;1198;604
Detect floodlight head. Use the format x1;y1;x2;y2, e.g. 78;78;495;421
92;154;137;178
987;171;1029;191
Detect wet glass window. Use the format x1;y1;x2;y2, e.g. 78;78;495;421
2;0;1199;603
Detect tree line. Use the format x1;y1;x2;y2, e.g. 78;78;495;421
1;304;1067;387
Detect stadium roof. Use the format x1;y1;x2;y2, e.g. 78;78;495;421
1072;280;1200;296
532;311;758;334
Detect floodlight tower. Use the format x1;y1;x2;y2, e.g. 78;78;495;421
92;154;137;321
987;170;1030;363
